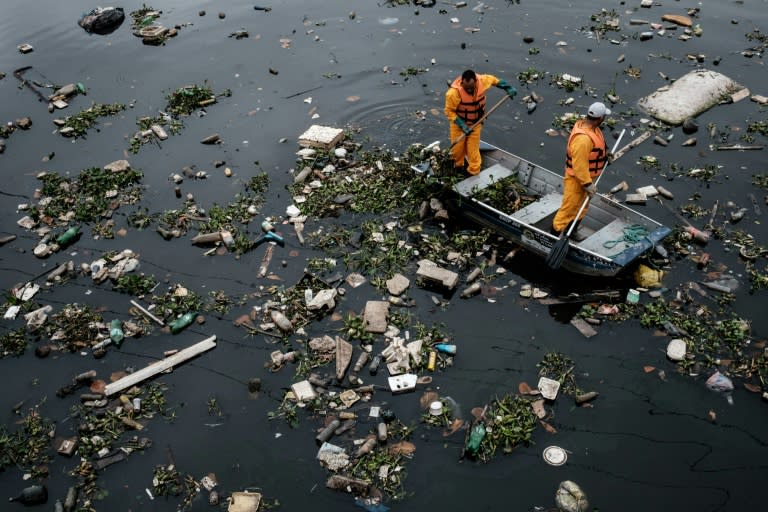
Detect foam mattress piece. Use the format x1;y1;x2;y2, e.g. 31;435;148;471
637;69;747;125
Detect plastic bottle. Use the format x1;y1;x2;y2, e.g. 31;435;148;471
56;226;80;247
377;422;388;442
465;423;486;456
684;226;710;244
8;484;48;505
460;282;481;298
435;343;457;355
368;354;382;375
355;437;377;457
109;319;124;347
427;350;437;371
315;418;341;445
169;312;196;334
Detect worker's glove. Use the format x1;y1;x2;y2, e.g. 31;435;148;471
496;79;517;99
584;184;597;197
454;117;471;135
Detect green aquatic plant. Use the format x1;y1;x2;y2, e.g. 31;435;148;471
62;103;125;138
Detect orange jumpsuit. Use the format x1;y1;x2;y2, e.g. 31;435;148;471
552;120;607;233
444;74;500;175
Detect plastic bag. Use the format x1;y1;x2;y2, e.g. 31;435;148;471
78;7;125;35
634;263;664;288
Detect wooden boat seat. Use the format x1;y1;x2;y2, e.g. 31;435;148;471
576;218;634;254
510;192;563;226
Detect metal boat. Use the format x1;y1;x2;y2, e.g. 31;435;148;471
415;141;671;276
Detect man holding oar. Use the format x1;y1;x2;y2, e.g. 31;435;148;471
444;69;517;175
551;102;612;235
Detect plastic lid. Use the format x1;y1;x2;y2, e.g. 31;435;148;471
429;401;443;415
542;446;567;466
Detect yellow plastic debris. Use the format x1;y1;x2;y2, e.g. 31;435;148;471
634;264;664;288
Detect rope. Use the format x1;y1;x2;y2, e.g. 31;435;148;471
603;224;649;249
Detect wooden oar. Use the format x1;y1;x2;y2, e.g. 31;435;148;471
449;94;510;150
546;129;626;270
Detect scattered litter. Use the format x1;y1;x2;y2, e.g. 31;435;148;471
638;69;747;125
666;339;687;361
104;336;217;395
79;6;125;34
298;125;344;149
537;377;561;400
570;317;597;338
542;446;568;466
555;481;589;512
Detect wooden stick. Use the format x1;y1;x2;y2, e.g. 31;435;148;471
611;130;652;162
130;300;165;326
258;244;274;278
104;336;216;396
449;95;510;149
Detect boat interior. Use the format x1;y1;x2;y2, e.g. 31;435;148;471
458;161;658;257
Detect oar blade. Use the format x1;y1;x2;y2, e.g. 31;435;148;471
546;234;570;270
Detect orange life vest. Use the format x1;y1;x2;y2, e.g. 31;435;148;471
565;120;607;179
450;76;488;126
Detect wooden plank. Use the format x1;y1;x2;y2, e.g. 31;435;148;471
577;218;631;254
510;192;563;225
454;163;513;196
104;336;217;396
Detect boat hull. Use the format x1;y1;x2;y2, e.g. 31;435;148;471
418;141;671;277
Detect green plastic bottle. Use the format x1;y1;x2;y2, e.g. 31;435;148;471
466;423;486;456
56;225;80;247
109;319;124;347
169;312;196;334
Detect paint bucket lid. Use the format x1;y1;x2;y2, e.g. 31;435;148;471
542;445;567;466
429;401;443;416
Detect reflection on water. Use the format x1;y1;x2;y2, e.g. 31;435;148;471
1;1;768;511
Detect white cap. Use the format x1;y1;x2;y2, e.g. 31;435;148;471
587;102;611;118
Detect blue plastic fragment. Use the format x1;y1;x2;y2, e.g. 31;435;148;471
354;497;390;512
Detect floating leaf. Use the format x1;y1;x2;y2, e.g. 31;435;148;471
419;391;439;409
744;382;762;393
110;371;128;382
707;410;717;422
518;381;533;395
470;407;485;420
346;95;360;102
388;441;416;456
643;365;656;373
540;420;557;434
443;418;464;436
90;379;106;394
531;399;547;419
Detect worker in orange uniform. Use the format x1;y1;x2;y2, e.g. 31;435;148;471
444;69;516;175
551;102;611;235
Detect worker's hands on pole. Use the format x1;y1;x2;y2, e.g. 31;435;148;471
584;183;597;197
496;79;517;99
454;117;471;135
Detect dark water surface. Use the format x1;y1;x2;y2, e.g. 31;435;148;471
2;1;768;511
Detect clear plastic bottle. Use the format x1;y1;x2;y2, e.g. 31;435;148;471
109;319;124;347
8;484;48;505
